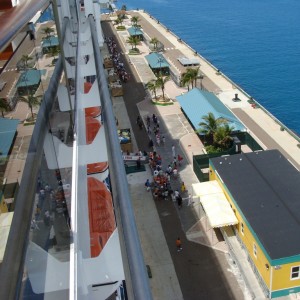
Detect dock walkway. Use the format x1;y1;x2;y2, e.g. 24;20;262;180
102;9;300;299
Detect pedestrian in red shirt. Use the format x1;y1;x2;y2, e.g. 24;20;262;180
176;237;182;252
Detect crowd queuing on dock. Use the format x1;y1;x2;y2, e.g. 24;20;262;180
105;36;130;83
137;113;190;209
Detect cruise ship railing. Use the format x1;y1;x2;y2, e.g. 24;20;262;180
0;0;50;52
0;16;69;300
89;15;153;300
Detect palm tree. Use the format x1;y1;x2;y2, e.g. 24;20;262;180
19;93;42;119
214;124;234;150
187;67;200;88
180;72;192;90
20;55;33;69
0;98;9;117
197;112;225;143
117;15;124;25
42;27;54;39
156;74;170;100
126;36;139;50
108;4;114;14
150;37;159;51
49;46;60;59
146;80;158;100
116;10;126;23
131;16;140;27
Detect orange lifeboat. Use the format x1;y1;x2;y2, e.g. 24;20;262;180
87;177;115;257
87;162;109;174
85;106;101;118
84;82;92;94
86;116;100;144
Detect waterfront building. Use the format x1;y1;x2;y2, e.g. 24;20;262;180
209;149;300;298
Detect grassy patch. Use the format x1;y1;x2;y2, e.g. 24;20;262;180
129;48;140;55
116;26;126;30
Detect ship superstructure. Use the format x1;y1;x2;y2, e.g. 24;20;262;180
0;1;152;299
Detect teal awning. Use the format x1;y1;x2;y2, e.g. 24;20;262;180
0;118;19;159
16;69;44;88
127;26;143;36
42;36;59;48
176;88;245;132
145;52;169;69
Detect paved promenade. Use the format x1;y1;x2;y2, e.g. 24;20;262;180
102;19;253;300
102;9;300;299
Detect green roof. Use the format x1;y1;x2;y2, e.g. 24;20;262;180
176;88;245;132
0;118;19;159
42;36;59;48
145;52;169;69
127;26;143;36
16;69;44;88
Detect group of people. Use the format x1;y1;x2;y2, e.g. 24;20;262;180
105;37;130;83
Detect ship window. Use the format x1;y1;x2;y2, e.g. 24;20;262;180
253;243;257;258
241;223;244;235
291;266;300;280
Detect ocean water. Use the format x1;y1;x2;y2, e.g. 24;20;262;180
37;7;53;23
118;0;300;134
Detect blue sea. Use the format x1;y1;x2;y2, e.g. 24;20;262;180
118;0;300;135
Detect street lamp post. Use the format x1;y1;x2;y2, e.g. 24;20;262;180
198;73;204;90
157;57;164;75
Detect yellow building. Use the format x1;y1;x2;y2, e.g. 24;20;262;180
0;191;8;213
209;150;300;298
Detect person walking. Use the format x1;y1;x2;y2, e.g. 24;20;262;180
177;194;183;208
172;145;176;158
176;237;183;252
156;135;161;146
178;154;183;166
181;182;186;193
145;179;151;191
174;189;179;199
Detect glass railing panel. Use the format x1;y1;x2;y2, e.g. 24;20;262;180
0;6;72;299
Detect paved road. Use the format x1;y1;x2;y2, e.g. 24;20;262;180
102;19;244;300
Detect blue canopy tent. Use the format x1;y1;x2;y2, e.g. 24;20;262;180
16;69;45;95
0;118;19;164
42;36;59;54
127;26;144;40
145;52;170;75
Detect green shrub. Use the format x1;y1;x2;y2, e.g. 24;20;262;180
129;48;140;55
205;145;223;154
116;26;126;30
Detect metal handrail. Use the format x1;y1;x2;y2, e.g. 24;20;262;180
89;15;153;300
0;17;68;300
0;0;50;52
